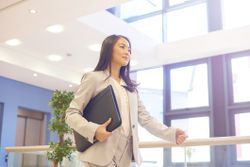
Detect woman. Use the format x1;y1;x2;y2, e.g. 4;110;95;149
65;35;187;167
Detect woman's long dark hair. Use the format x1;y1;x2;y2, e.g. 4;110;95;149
94;34;137;92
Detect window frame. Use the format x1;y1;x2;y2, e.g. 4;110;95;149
226;50;250;105
163;58;212;166
225;50;250;166
164;58;212;115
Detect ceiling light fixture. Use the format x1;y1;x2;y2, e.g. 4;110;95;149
33;73;38;77
48;54;63;62
46;24;64;33
29;9;37;14
5;38;22;46
68;84;73;88
88;44;101;52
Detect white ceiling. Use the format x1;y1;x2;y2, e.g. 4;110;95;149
0;0;158;91
1;0;250;91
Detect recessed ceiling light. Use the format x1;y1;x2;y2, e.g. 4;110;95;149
46;24;64;33
33;73;38;77
130;59;138;66
88;44;101;52
5;38;22;46
68;84;73;88
29;9;37;14
48;54;63;62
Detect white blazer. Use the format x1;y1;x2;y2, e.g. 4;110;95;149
65;71;176;166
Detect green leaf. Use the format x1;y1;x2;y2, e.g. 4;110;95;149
47;90;75;163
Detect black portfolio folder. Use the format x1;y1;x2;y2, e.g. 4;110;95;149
73;85;122;152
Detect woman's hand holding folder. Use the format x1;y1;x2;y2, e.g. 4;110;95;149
95;118;112;142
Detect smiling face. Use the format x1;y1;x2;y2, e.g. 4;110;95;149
111;37;131;69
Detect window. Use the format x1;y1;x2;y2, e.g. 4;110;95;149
129;14;163;43
119;0;162;19
222;0;250;29
111;0;209;43
135;67;164;166
171;117;210;163
170;63;209;110
234;112;250;161
227;52;250;166
164;60;211;166
231;56;250;103
166;2;208;42
169;0;195;7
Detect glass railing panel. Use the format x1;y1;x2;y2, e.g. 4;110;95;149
172;146;210;163
140;145;250;167
5;136;250;167
7;152;50;167
236;143;250;161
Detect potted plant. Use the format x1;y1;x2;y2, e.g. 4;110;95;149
47;90;75;167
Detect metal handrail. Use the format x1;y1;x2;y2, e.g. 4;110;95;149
5;136;250;153
139;136;250;148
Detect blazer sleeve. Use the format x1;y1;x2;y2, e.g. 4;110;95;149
65;72;99;143
137;93;177;143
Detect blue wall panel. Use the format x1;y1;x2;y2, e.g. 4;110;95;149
0;76;53;167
